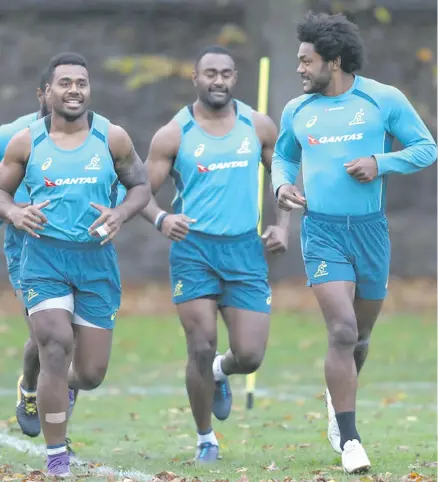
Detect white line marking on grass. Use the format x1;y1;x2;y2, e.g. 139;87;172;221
0;432;153;481
0;382;435;411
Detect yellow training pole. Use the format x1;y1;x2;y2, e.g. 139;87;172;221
246;56;270;410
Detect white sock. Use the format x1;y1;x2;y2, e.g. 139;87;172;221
197;429;218;447
212;354;226;381
47;444;67;456
20;385;37;397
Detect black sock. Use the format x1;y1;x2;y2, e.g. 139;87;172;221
335;411;361;450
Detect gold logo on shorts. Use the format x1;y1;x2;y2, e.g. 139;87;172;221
266;296;272;305
173;280;183;297
314;261;328;278
27;289;39;301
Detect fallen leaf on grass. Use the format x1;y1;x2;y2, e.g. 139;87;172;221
112;447;122;452
262;444;274;450
421;462;438;467
238;424;250;429
163;425;180;432
153;471;179;481
381;392;407;406
284;455;295;461
236;467;248;473
88;462;103;468
401;472;434;481
129;412;140;421
398;445;410;451
298;443;312;449
305;412;322;421
137;452;150;459
215;431;225;440
283;414;293;421
24;471;45;481
406;416;418;422
264;462;279;471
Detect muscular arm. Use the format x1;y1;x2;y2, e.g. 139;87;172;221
374;87;436;176
108;124;151;222
253;111;290;231
0;129;30;222
140;121;181;225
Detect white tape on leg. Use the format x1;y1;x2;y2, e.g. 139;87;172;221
45;412;66;423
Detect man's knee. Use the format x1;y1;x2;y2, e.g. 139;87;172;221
233;346;265;374
32;312;74;373
328;317;358;349
74;364;107;391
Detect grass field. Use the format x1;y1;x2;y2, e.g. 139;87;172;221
0;311;436;482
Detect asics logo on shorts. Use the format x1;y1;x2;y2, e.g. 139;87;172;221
44;177;98;187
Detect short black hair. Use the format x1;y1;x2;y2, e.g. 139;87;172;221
297;12;365;73
47;52;88;83
39;68;51;91
195;45;235;69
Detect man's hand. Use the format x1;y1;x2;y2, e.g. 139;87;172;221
160;214;196;241
277;184;306;211
261;225;288;253
89;202;126;245
8;200;50;238
344;156;378;182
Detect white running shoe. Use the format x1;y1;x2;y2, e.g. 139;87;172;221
324;388;342;454
342;439;371;473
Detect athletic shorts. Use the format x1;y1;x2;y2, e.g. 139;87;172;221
301;210;390;300
20;235;121;329
4;224;25;292
169;229;271;313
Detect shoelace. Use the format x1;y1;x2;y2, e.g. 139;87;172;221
65;438;73;453
199;442;215;459
24;396;37;416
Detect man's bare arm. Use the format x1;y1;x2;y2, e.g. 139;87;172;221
254;111;291;231
140;120;181;226
0;129;30;222
108;124;151;222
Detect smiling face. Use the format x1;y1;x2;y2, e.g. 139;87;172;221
193;53;237;110
47;64;90;122
296;42;333;94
